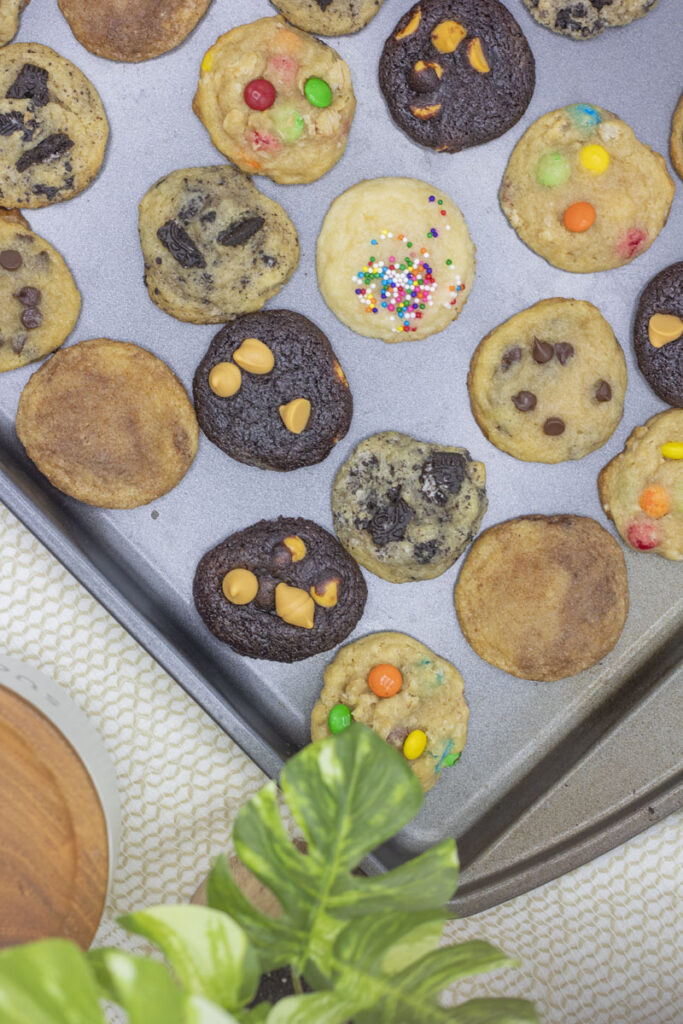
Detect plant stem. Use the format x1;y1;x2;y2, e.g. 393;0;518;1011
292;972;304;995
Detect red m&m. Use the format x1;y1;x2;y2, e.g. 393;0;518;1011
244;78;276;111
626;520;661;551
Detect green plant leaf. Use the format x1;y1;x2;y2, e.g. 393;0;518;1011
0;939;106;1024
185;994;245;1023
88;948;183;1024
265;991;358;1024
441;998;541;1023
331;909;447;975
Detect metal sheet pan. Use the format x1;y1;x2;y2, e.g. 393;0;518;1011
1;0;681;915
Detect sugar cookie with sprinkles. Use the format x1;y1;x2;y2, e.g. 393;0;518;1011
316;177;475;342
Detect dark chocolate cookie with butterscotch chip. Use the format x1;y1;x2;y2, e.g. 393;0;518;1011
379;0;535;153
633;263;683;408
193;310;352;471
193;517;367;662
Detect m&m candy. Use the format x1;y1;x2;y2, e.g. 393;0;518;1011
580;144;610;175
328;703;352;734
639;485;671;519
443;751;460;767
567;103;601;132
536;152;570;187
244;78;276;111
304;76;332;108
403;729;427;760
367;663;403;698
271;105;304;143
626;520;660;551
563;201;595;232
662;442;683;459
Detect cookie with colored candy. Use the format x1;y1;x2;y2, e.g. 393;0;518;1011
193;17;355;185
270;0;385;35
468;298;627;462
332;431;487;582
633;263;683;408
599;410;683;561
57;0;212;62
500;104;674;273
670;94;683;182
16;339;198;508
0;0;30;46
521;0;659;39
193;309;353;471
378;0;535;153
0;43;108;208
310;631;468;792
454;514;629;681
317;177;475;342
193;517;367;662
138;166;299;324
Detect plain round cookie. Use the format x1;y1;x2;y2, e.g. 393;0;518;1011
310;632;468;792
332;431;487;582
0;0;30;46
500;103;674;273
599;410;683;561
57;0;212;63
193;517;367;662
270;0;384;35
670;94;683;181
317;178;475;342
16;339;198;508
193;309;353;471
138;166;299;324
193;17;355;185
521;0;659;39
468;298;627;462
633;262;682;407
0;43;108;209
379;0;535;153
454;514;629;681
0;212;80;373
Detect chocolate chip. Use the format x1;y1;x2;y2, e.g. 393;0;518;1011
512;390;537;411
543;417;565;435
408;64;441;94
253;576;277;611
11;334;27;354
368;496;414;546
314;0;333;8
414;539;438;563
157;219;206;269
501;346;521;371
16;133;74;172
555;342;575;365
217;215;265;247
6;64;49;107
386;725;410;749
21;307;42;329
0;250;22;270
15;286;41;306
420;451;466;504
595;380;612;402
271;543;293;569
532;337;554;364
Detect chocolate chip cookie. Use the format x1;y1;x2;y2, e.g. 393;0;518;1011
332;431;487;582
271;0;384;35
521;0;659;40
0;43;108;208
468;298;627;462
0;0;30;46
671;94;683;180
633;262;683;408
193;517;367;661
138;166;299;324
379;0;535;153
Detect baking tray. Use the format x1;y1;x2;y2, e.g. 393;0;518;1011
1;0;681;917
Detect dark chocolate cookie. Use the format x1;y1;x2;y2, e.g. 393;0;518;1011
633;262;683;408
193;310;353;471
193;517;367;661
378;0;535;153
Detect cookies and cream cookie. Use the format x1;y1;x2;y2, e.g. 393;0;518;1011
671;94;683;180
500;104;674;272
193;17;355;185
310;632;468;792
271;0;384;35
633;262;682;408
0;0;30;46
521;0;659;39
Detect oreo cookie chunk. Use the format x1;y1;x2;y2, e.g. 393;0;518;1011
378;0;535;153
193;517;367;662
193;310;352;471
331;431;487;583
633;263;683;408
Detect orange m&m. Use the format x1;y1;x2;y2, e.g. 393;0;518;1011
638;485;671;519
368;664;403;698
563;201;596;233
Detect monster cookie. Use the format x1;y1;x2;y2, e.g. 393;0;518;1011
194;310;352;471
468;298;627;463
455;514;629;681
317;178;475;342
0;0;30;46
138;166;299;324
379;0;535;153
57;0;212;62
500;103;674;273
521;0;659;39
16;339;198;508
193;17;355;185
193;517;367;662
310;632;468;792
332;431;487;582
0;43;108;209
599;411;683;561
271;0;385;35
671;94;683;180
0;211;80;373
633;263;683;407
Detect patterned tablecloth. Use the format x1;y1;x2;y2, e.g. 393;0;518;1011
0;502;680;1024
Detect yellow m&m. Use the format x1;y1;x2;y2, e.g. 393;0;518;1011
662;442;683;460
403;729;427;760
580;144;610;175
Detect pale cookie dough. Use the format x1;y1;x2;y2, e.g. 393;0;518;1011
521;0;659;39
193;16;355;185
500;103;674;273
311;631;469;792
468;298;626;463
671;94;683;181
599;410;683;561
0;0;30;46
317;178;475;342
271;0;384;35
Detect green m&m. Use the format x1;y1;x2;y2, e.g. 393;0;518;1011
536;152;571;187
443;751;461;767
271;105;304;143
328;703;352;734
304;76;332;108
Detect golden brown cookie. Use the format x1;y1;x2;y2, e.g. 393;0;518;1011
0;0;30;46
671;93;683;181
16;339;198;508
271;0;384;35
454;514;629;681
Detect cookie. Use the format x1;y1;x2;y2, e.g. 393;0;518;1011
332;431;487;582
379;0;535;153
500;104;674;273
455;514;629;681
271;0;384;35
0;0;30;46
521;0;659;39
16;339;198;508
0;211;80;373
310;632;468;792
599;411;683;561
193;17;356;185
193;310;352;471
468;298;627;463
138;166;299;324
0;43;108;209
633;262;683;408
317;178;475;342
670;94;683;182
193;517;367;662
57;0;212;63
